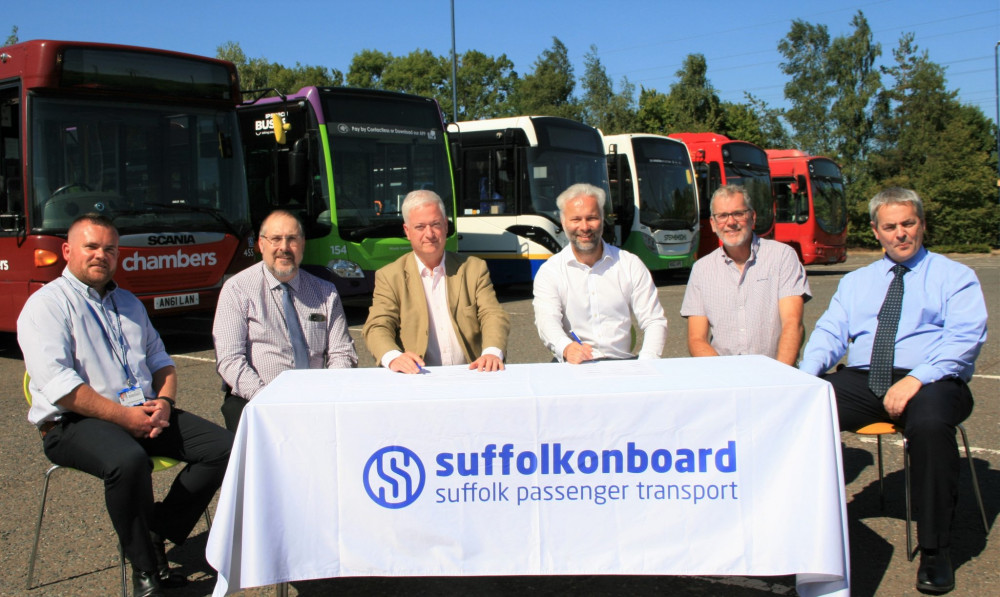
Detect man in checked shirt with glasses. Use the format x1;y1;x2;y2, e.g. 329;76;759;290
680;184;811;365
213;210;357;430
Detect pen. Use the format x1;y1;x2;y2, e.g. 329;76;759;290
416;363;429;374
570;331;583;344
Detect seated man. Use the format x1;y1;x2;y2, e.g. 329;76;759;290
18;214;233;597
681;184;810;365
363;189;510;373
213;210;357;430
533;183;667;363
799;188;987;594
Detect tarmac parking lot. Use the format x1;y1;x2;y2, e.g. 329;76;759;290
0;250;997;596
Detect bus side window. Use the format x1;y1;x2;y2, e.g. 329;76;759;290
491;149;514;215
1;89;26;233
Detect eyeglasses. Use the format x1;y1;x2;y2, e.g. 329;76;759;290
261;235;302;246
711;209;752;222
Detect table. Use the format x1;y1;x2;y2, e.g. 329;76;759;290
206;356;850;597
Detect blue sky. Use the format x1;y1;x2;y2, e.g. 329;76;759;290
6;1;999;119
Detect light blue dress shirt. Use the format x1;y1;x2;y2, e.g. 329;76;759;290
18;268;175;426
799;248;987;384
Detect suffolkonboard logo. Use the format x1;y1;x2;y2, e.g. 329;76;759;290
363;446;426;509
363;441;737;510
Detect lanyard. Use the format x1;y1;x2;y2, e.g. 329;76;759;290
85;296;137;386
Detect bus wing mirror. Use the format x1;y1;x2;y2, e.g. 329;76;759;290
289;138;308;188
272;113;291;145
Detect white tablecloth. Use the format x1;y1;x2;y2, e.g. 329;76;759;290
207;356;850;596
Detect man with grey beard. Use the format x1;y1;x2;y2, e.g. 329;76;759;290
681;184;810;365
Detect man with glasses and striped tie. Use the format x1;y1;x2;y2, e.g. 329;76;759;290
681;184;811;365
213;210;357;430
799;188;987;594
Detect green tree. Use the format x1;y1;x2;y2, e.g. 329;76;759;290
603;76;639;135
635;87;671;134
720;94;789;149
381;49;449;98
511;37;579;119
346;49;393;89
447;50;517;121
826;12;882;184
580;45;637;134
778;20;834;155
779;12;885;247
4;25;17;47
864;34;999;247
637;54;723;134
266;62;342;93
216;41;270;91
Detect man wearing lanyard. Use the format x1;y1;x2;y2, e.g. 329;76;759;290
532;183;667;363
18;215;233;597
799;188;987;594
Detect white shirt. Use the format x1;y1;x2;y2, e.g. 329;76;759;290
533;242;667;361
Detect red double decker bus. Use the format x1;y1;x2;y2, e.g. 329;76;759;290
766;149;848;265
668;132;774;258
0;40;255;331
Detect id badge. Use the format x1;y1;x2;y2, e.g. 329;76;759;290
119;386;145;407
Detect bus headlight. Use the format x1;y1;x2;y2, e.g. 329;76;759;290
327;259;365;279
642;232;658;254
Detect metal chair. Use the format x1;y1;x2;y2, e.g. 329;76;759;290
855;421;988;561
23;372;211;592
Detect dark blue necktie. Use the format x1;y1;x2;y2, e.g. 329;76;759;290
868;264;908;397
281;283;310;369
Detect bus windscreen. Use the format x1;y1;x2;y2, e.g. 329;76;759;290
60;48;234;100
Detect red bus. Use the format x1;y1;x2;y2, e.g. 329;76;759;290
766;149;847;265
0;40;255;332
668;132;774;258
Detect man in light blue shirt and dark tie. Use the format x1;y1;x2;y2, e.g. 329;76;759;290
799;187;987;595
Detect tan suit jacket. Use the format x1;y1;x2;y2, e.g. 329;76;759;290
363;252;510;365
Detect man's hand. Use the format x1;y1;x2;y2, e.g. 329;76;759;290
119;404;166;439
469;354;504;372
145;400;172;438
562;341;595;364
389;352;427;374
883;375;923;419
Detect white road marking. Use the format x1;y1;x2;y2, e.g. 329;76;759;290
170;354;215;363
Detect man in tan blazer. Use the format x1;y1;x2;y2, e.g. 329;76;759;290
363;190;510;374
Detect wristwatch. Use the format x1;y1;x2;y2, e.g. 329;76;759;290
157;396;176;408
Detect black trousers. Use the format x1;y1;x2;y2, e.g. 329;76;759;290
42;409;233;572
221;392;248;432
824;367;973;549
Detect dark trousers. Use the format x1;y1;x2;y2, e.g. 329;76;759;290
824;367;973;549
221;392;248;432
42;409;233;572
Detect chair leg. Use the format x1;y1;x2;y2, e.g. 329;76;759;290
957;424;989;534
903;436;914;561
876;435;885;509
26;464;59;590
118;543;128;597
